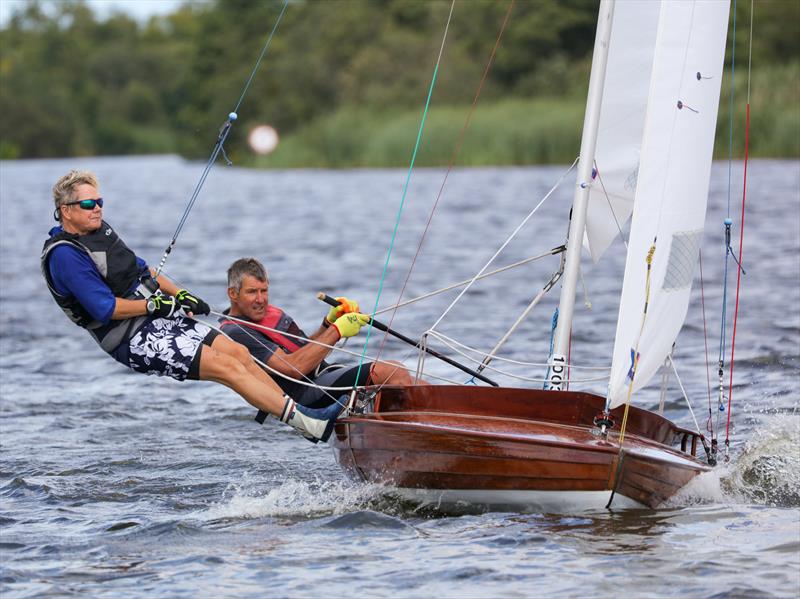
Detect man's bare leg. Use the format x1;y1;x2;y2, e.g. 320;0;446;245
370;360;418;386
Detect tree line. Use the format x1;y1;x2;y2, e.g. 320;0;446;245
1;0;796;163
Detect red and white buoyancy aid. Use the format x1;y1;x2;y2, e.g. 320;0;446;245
220;305;307;353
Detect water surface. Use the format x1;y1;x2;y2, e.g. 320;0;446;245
1;156;798;597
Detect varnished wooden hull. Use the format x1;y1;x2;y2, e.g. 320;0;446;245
331;385;710;511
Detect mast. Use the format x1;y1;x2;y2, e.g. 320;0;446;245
546;0;615;391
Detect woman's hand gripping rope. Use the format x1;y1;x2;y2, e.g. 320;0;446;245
148;289;211;319
175;288;211;317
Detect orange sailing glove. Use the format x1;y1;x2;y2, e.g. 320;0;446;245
326;296;360;325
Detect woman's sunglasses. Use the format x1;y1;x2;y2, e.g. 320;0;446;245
66;198;104;210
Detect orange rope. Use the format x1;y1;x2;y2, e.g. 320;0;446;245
375;0;516;363
725;101;750;448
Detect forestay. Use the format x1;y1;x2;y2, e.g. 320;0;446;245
606;0;730;408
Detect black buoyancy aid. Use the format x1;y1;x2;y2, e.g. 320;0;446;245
41;220;153;353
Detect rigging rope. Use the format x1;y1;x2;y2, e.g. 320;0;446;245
372;246;565;316
668;355;704;435
427;156;579;334
698;251;716;452
477;249;565;375
427;330;611;371
725;0;754;458
592;162;629;251
424;330;610;384
353;0;456;387
374;0;516;365
154;0;289;277
715;0;740;434
204;310;460;396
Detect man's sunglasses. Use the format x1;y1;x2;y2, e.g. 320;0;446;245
65;198;104;210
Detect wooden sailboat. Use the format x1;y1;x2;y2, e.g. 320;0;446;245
331;0;731;511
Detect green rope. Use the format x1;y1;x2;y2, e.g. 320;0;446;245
352;0;456;388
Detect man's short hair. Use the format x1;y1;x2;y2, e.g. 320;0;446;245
52;170;99;222
227;258;268;292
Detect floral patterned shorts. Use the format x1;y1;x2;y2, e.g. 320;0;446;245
128;317;217;381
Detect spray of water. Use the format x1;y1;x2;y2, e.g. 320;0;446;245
198;477;389;521
197;411;799;519
670;414;800;508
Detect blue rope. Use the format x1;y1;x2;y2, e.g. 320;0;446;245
155;0;289;276
352;1;455;385
233;0;289;115
718;0;738;368
543;308;559;389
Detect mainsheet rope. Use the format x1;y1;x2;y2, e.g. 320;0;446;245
352;0;456;387
203;310;456;403
154;0;289;277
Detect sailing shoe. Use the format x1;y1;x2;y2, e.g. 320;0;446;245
279;395;346;443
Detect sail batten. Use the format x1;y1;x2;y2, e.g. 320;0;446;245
606;0;731;408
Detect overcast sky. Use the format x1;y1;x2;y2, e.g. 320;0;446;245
0;0;196;25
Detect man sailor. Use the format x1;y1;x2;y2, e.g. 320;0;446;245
220;257;415;411
42;169;343;442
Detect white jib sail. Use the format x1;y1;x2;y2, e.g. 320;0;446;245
583;0;660;263
606;0;730;409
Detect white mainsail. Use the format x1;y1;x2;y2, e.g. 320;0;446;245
606;0;730;408
583;1;660;263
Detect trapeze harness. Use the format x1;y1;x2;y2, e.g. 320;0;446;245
41;220;158;354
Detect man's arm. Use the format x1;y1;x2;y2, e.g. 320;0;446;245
308;321;331;341
266;326;342;377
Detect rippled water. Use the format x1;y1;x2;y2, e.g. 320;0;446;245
1;156;798;597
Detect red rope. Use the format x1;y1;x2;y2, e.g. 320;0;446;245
725;102;750;441
375;0;516;362
699;251;714;433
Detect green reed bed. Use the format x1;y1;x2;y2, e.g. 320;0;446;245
715;61;800;159
254;63;798;169
256;99;585;168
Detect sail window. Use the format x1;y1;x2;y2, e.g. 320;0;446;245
662;229;703;292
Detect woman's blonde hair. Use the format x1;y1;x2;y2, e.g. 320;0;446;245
52;170;98;221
